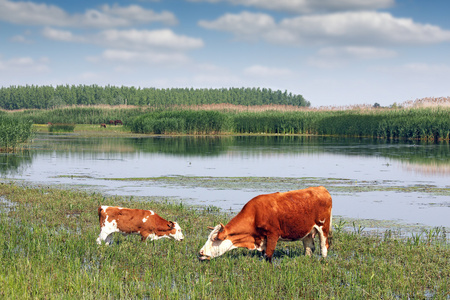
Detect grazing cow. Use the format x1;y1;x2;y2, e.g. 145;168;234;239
199;186;332;262
100;123;107;128
114;119;123;126
96;206;184;245
109;120;115;125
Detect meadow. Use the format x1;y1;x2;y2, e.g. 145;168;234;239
0;183;448;299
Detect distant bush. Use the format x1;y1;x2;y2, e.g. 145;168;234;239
48;123;76;133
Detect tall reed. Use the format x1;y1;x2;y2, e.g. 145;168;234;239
0;115;34;151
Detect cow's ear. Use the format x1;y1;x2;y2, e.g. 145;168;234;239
207;226;215;230
219;223;225;232
168;221;175;228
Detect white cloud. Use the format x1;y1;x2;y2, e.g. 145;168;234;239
198;12;275;40
243;65;293;77
42;27;86;42
375;63;450;75
10;35;33;44
189;0;394;13
42;28;204;52
308;46;397;68
98;29;204;51
199;11;450;46
0;55;50;73
92;49;190;65
0;0;177;28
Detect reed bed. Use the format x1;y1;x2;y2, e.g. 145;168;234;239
4;105;450;140
0;115;34;151
0;183;448;299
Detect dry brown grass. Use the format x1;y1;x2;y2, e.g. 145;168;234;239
401;96;450;108
1;97;449;114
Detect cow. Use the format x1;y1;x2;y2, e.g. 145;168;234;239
96;206;184;245
100;123;107;128
114;119;123;126
199;186;332;262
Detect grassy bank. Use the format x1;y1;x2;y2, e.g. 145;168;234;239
0;183;448;299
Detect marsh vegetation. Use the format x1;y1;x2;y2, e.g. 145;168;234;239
0;184;448;299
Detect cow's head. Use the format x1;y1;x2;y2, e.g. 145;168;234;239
198;223;237;261
168;221;184;241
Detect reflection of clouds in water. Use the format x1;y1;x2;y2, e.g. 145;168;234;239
400;161;450;176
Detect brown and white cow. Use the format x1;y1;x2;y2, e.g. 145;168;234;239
199;186;332;262
96;206;184;245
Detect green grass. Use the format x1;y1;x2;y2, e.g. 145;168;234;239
0;183;448;299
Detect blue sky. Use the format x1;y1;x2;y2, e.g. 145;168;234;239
1;0;450;107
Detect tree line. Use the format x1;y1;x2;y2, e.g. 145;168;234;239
0;85;310;110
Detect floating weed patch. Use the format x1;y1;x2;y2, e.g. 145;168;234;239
91;175;450;196
0;183;449;299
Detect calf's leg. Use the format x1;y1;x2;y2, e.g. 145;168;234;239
302;234;315;256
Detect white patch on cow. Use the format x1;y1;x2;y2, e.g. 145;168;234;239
199;224;237;260
97;219;119;245
313;224;327;258
142;211;154;223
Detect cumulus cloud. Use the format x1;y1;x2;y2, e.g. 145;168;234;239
42;27;86;42
243;65;293;77
199;12;275;40
0;55;50;73
42;28;204;52
199;11;450;46
308;46;397;68
90;49;191;65
98;29;204;51
188;0;394;13
0;0;177;28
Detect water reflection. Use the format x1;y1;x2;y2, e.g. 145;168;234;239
0;151;33;176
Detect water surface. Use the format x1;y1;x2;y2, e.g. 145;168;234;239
1;134;449;228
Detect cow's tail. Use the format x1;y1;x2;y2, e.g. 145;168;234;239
98;206;106;226
328;210;333;247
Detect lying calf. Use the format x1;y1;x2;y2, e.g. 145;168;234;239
96;206;184;245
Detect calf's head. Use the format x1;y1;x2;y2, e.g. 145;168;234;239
198;223;236;261
168;221;184;241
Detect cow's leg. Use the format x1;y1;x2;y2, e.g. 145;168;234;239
104;233;114;245
302;233;315;256
97;229;114;245
313;225;328;258
264;234;279;263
